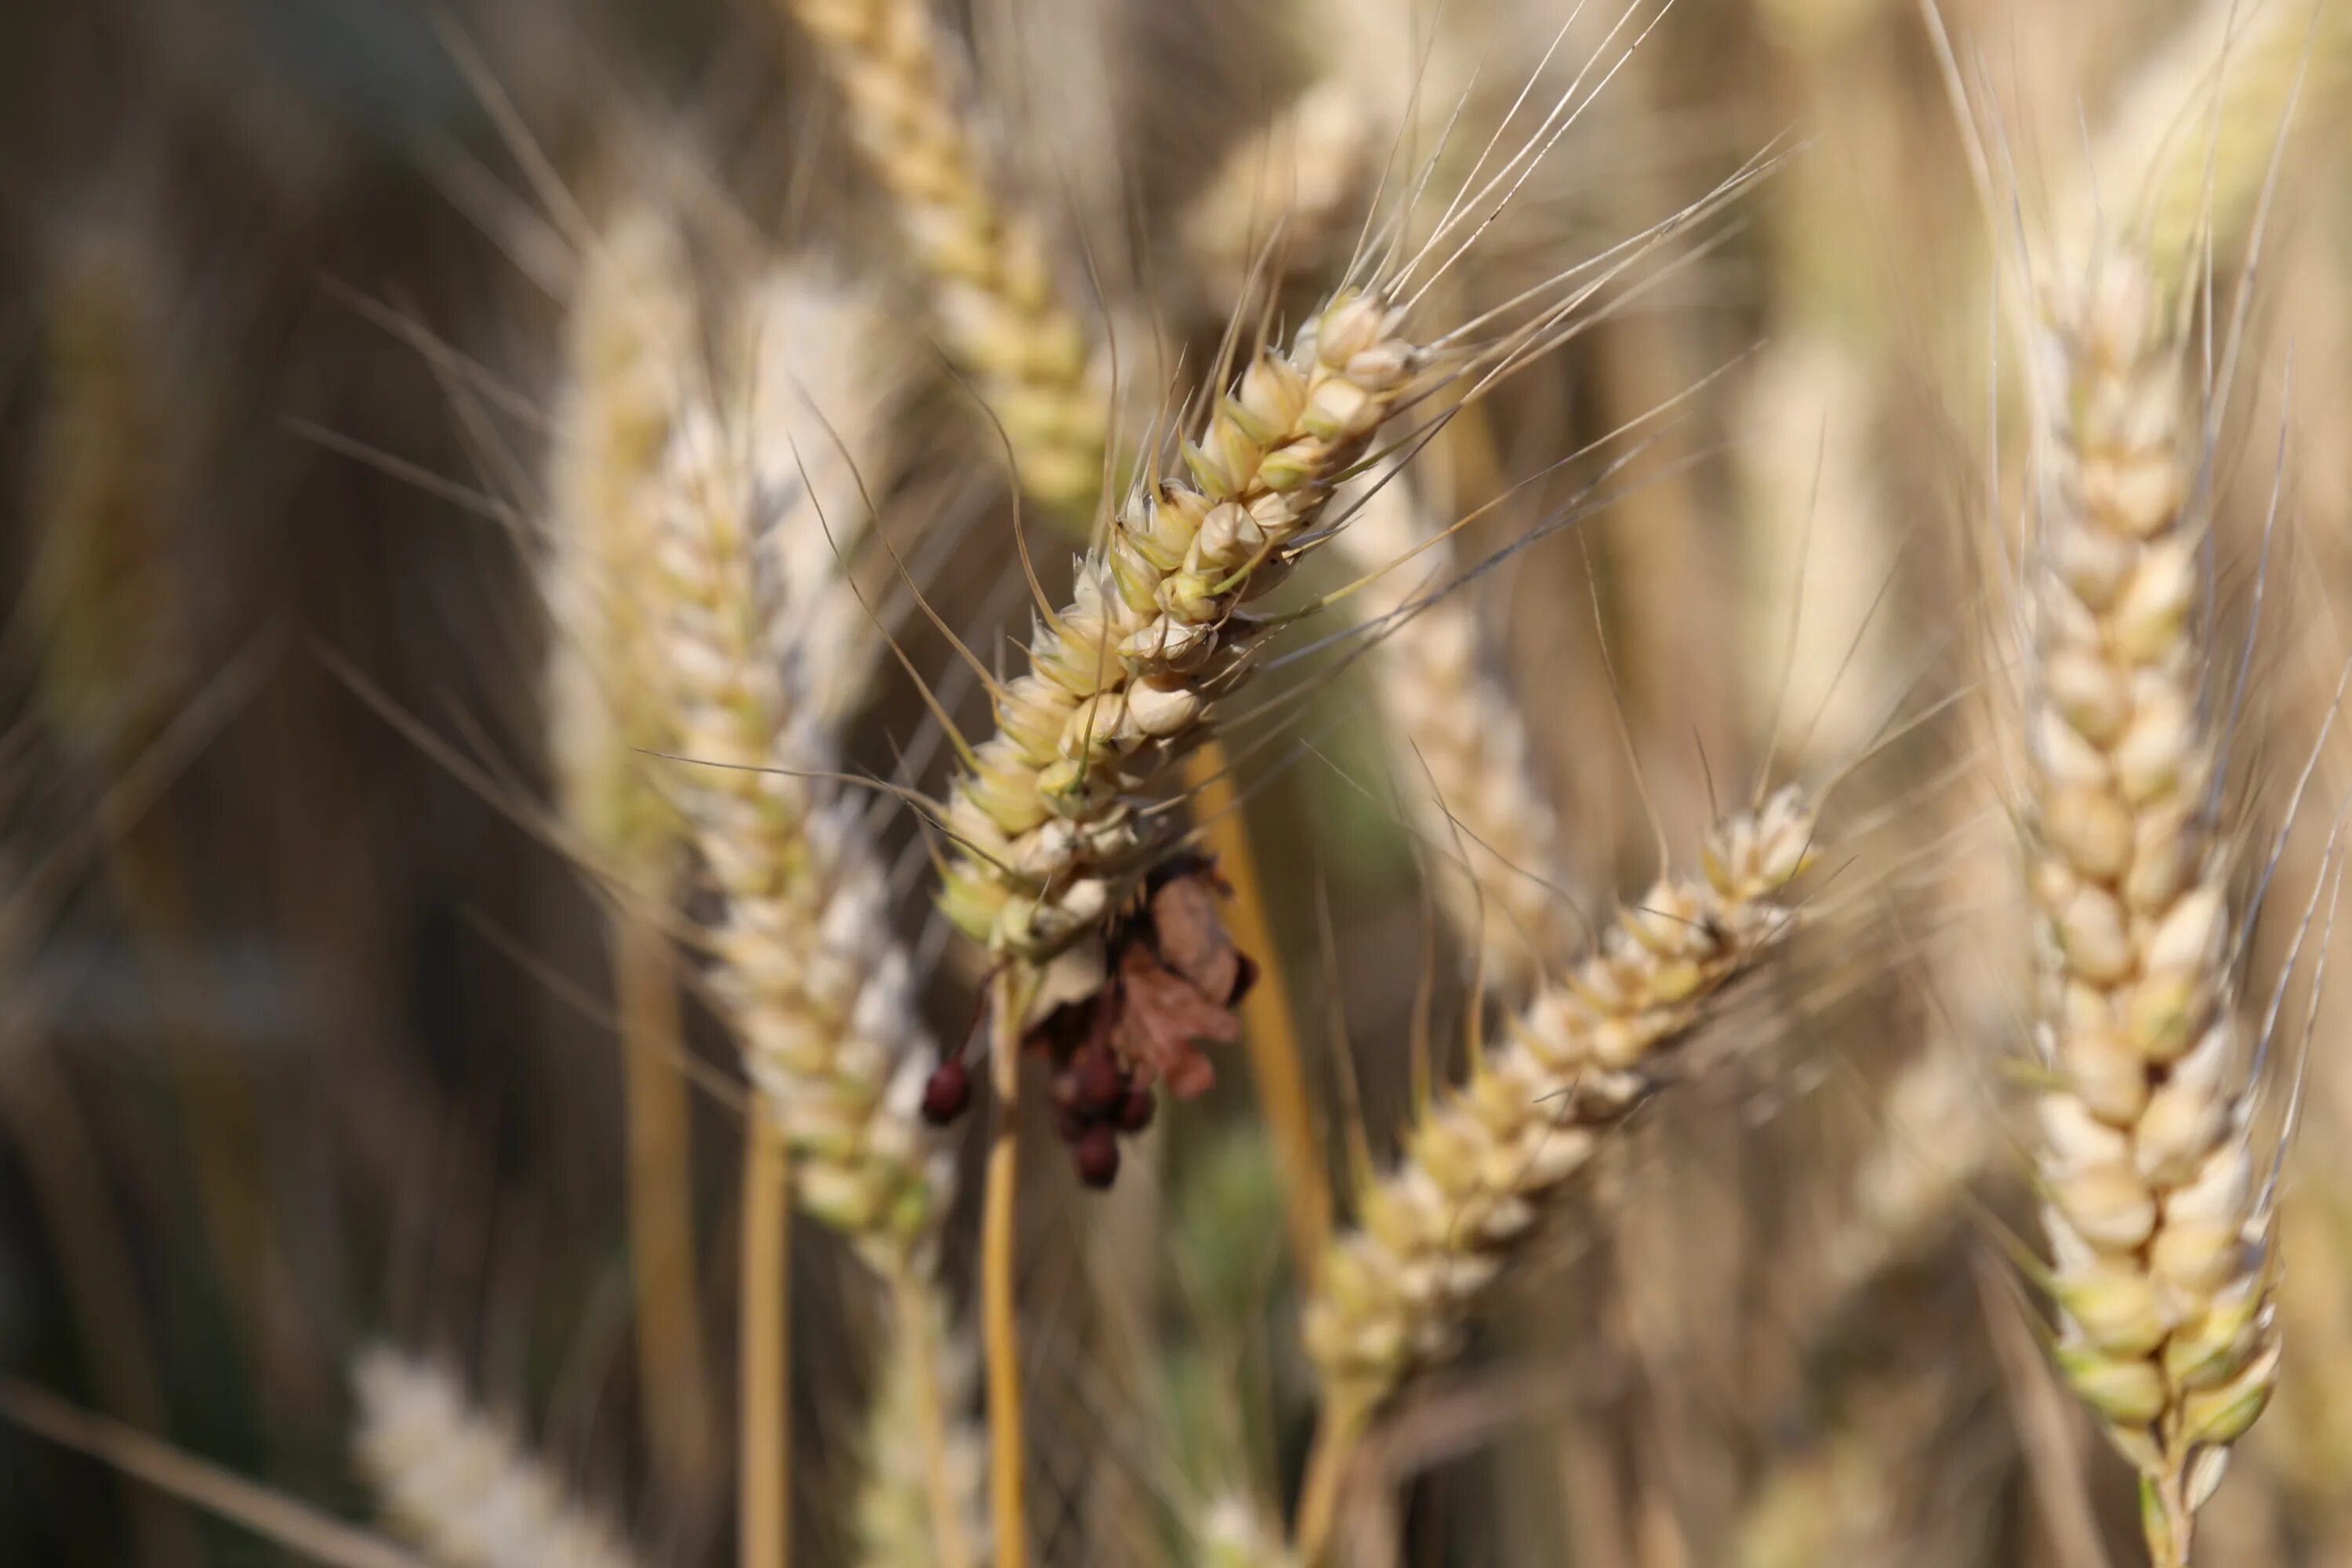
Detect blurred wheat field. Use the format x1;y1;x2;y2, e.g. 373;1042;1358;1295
4;0;2352;1564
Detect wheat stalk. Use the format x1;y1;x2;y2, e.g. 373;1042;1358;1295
2021;240;2273;1566
1341;478;1575;992
776;0;1105;516
856;1272;987;1568
1294;787;1817;1553
349;1348;645;1568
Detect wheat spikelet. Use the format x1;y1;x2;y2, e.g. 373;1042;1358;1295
1301;787;1817;1418
2022;241;2272;1563
855;1276;987;1568
937;289;1424;964
649;266;946;1259
1341;479;1573;993
348;1348;644;1568
777;0;1104;514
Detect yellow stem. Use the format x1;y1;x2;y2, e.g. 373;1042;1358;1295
1181;743;1329;1275
740;1111;791;1568
1291;1398;1367;1566
983;968;1030;1568
614;904;719;1511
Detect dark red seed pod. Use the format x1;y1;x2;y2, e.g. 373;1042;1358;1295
1054;1104;1087;1144
920;1059;972;1126
1115;1087;1156;1133
1074;1049;1126;1113
1074;1125;1121;1189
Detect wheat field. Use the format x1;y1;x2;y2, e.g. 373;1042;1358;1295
4;0;2352;1564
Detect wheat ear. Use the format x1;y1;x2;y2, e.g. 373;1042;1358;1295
1340;479;1575;992
541;202;724;1504
2023;241;2272;1565
651;269;945;1261
1183;79;1382;317
349;1348;644;1568
543;203;699;885
937;289;1423;964
643;263;982;1568
2088;0;2352;291
1294;788;1816;1555
776;0;1105;516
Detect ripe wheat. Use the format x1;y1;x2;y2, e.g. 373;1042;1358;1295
2023;241;2273;1565
936;289;1423;964
649;266;947;1259
1304;787;1817;1415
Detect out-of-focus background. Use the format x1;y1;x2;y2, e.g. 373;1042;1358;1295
4;0;2351;1563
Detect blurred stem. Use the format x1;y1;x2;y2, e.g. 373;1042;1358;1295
614;904;719;1512
1292;1397;1367;1566
2144;1468;2193;1568
1181;743;1328;1276
103;808;318;1407
889;1262;978;1568
740;1110;791;1568
0;1379;431;1568
0;1047;201;1568
984;967;1032;1568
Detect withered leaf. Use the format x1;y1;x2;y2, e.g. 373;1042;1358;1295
1147;863;1247;1004
1108;942;1229;1098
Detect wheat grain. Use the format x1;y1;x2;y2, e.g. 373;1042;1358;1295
1341;478;1574;993
1302;786;1817;1417
777;0;1105;515
2022;241;2271;1565
349;1348;644;1568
